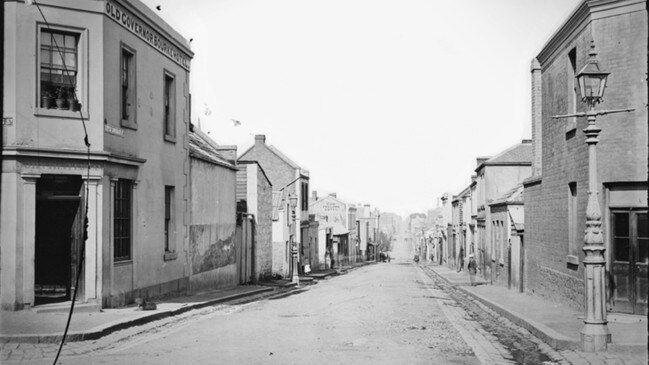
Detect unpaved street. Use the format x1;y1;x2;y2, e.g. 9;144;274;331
30;260;530;365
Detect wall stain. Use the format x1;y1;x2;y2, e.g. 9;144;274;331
190;224;236;275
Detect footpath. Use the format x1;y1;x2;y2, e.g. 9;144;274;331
426;263;647;365
0;261;374;345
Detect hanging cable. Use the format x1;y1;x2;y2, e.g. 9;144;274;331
32;2;91;364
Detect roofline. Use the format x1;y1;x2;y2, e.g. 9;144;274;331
189;153;238;171
309;194;349;208
536;0;646;68
489;200;524;208
237;160;273;187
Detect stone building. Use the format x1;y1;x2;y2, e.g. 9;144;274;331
524;0;647;314
1;0;194;310
239;135;311;275
236;160;273;282
474;140;532;283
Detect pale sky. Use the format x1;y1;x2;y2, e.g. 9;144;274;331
141;0;582;218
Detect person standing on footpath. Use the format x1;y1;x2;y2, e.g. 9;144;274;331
468;254;477;286
457;247;465;272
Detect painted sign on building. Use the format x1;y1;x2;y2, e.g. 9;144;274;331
105;0;191;70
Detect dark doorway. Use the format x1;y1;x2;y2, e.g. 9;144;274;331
611;209;648;315
35;175;83;305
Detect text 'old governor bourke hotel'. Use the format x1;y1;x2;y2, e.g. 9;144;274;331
1;0;194;310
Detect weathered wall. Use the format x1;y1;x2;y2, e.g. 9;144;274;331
189;158;237;291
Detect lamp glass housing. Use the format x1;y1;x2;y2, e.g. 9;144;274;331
577;72;608;103
289;194;298;209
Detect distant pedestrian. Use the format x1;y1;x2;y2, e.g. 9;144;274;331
468;254;477;286
457;247;465;272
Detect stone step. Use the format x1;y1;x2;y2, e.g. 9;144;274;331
32;302;101;314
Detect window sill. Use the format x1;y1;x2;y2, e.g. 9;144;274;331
164;134;176;143
114;259;133;266
120;120;138;130
35;107;87;119
164;251;177;261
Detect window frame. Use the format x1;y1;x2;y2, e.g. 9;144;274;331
120;43;137;129
35;23;88;118
163;185;177;261
114;179;133;262
163;70;176;142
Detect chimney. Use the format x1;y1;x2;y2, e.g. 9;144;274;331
254;134;266;145
329;193;337;198
531;58;542;176
312;191;318;201
215;145;237;161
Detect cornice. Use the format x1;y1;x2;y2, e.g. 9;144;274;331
537;0;645;68
3;146;146;166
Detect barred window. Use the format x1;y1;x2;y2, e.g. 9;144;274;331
114;179;132;261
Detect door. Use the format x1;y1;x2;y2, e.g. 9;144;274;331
236;218;253;284
611;210;648;315
35;198;81;305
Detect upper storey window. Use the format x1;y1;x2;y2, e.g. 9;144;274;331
40;30;78;108
37;25;86;115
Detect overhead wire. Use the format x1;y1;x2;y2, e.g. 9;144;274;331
32;2;91;364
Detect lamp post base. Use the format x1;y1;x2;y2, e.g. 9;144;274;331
581;322;611;352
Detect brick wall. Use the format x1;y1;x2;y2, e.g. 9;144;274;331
525;5;647;310
240;142;297;195
254;165;273;281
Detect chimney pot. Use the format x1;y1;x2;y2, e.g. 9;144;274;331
254;135;266;144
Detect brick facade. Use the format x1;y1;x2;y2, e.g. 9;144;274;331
524;0;648;311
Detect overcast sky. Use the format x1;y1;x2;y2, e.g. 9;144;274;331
141;0;582;217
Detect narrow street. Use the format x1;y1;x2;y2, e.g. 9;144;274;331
5;239;563;365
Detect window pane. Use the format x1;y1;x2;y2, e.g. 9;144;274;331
52;52;63;67
53;33;64;47
637;213;648;239
41;31;51;45
614;237;630;262
40;48;51;65
64;52;76;69
64;34;76;49
614;213;629;237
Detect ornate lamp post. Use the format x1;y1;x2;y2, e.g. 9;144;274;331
289;194;299;285
553;42;633;352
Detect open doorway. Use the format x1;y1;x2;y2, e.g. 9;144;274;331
34;175;83;305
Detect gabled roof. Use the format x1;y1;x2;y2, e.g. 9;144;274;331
476;140;532;172
239;142;309;176
310;194;350;209
489;184;524;206
238;160;272;187
188;128;237;170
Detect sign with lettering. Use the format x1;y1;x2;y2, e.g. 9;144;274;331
314;199;346;226
105;1;191;70
104;124;124;136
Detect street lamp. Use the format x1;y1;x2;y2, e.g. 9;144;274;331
289;193;299;285
553;42;633;352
